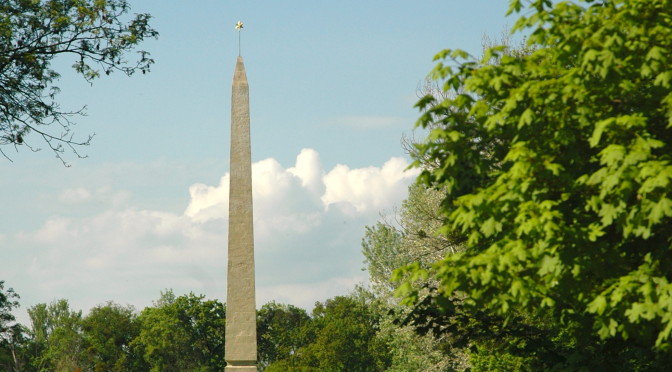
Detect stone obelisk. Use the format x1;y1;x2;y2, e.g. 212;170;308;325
225;32;257;371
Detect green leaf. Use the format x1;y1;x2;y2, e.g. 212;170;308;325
654;71;672;89
480;217;501;237
587;295;607;316
538;254;561;277
589;118;614;147
518;108;534;128
648;198;672;224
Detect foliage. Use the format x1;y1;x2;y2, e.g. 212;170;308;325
362;222;404;294
374;309;460;372
0;0;158;163
0;286;438;371
298;295;389;372
0;281;25;372
363;182;458;296
0;324;30;372
257;301;310;370
400;0;672;368
0;281;19;345
27;299;84;372
132;290;226;372
363;182;466;369
81;301;141;372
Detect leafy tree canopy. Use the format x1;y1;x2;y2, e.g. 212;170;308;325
82;301;140;372
0;281;22;371
133;291;226;372
0;0;157;163
298;295;389;372
397;0;672;366
257;302;310;370
27;299;84;372
0;281;19;337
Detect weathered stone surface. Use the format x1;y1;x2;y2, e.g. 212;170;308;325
226;366;258;372
225;56;257;371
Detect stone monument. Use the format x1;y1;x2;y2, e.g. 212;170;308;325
225;21;257;372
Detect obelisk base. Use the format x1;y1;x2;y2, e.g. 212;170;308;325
226;361;257;372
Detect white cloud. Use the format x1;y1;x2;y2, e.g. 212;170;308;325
9;207;226;325
184;175;230;222
288;148;325;195
7;148;418;320
185;148;418;224
322;157;419;214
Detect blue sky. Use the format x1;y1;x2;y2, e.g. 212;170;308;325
1;0;516;322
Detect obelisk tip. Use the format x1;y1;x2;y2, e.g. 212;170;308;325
233;54;248;86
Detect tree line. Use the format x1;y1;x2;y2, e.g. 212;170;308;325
0;280;447;372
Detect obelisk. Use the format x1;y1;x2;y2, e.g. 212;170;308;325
225;22;257;372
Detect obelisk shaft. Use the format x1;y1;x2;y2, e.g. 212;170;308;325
225;56;257;371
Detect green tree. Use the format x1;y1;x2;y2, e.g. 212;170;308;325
0;281;26;372
366;185;568;371
0;0;158;163
0;282;19;341
298;295;389;372
257;301;310;371
0;324;30;372
399;0;672;369
363;182;458;296
361;222;404;294
132;290;226;372
81;301;141;372
374;315;458;372
27;299;84;372
362;183;466;370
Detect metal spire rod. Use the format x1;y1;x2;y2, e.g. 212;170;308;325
235;21;244;56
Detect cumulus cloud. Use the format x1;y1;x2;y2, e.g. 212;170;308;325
184;175;230;222
288;148;325;195
7;148;418;318
185;148;419;224
322;156;418;214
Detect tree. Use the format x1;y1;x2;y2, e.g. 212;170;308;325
81;301;141;372
297;295;389;372
399;0;672;369
374;316;459;372
365;180;569;371
27;299;84;372
362;183;468;370
132;290;226;372
257;302;310;371
0;281;26;372
363;33;546;371
0;282;19;342
0;0;158;163
363;182;458;296
361;222;404;295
